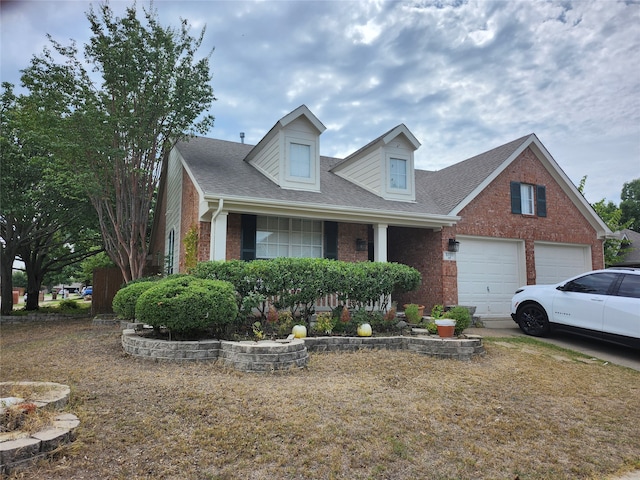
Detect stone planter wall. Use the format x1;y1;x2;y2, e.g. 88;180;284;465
122;329;485;368
0;382;79;475
122;329;221;361
0;314;91;325
218;340;308;373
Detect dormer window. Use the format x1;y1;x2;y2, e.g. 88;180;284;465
245;105;325;193
331;124;419;202
389;157;407;190
289;142;311;178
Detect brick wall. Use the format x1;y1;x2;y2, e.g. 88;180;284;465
227;213;242;260
337;223;369;262
179;170;200;272
455;146;604;283
388;226;446;311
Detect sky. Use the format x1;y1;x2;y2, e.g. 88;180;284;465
1;0;639;205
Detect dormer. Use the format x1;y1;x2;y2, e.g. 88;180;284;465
331;124;420;202
244;105;326;192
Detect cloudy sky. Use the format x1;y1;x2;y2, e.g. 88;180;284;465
2;0;638;204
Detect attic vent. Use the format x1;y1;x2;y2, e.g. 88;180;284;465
240;132;245;144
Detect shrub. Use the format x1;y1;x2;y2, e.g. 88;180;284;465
314;312;336;335
135;276;237;335
404;304;421;324
444;306;472;336
57;299;80;312
112;281;158;320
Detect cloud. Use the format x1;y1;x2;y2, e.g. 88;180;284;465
1;0;638;204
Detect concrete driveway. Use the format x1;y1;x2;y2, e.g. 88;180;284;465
467;319;640;372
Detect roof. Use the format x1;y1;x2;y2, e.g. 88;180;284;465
421;135;532;214
613;229;640;266
172;131;610;236
174;137;451;227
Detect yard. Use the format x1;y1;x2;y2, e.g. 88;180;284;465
1;318;639;480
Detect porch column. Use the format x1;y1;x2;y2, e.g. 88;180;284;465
210;212;228;261
373;223;388;262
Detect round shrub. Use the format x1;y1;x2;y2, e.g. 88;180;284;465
135;276;238;334
112;281;158;320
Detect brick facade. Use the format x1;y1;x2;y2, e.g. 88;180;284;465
155;145;604;313
179;169;200;272
337;223;369;263
455;147;604;283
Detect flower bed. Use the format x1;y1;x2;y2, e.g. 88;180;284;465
122;329;485;369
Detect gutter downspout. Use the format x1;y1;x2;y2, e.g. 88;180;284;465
209;198;224;261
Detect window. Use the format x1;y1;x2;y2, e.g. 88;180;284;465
521;184;534;215
389;158;407;190
166;229;175;274
616;274;640;298
256;216;323;259
564;272;618;295
510;182;547;217
289;143;311;178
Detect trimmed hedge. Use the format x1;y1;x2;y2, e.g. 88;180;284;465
191;258;421;322
135;276;238;335
112;281;158;321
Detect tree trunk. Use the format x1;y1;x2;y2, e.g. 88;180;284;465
0;250;16;316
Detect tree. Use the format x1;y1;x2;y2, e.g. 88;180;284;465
620;178;640;232
0;83;103;312
20;2;215;284
578;176;633;266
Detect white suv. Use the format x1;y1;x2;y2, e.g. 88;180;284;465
511;268;640;349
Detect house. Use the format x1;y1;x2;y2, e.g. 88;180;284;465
612;229;640;267
148;105;611;318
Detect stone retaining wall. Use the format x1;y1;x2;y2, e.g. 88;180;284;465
218;340;308;373
0;314;91;324
121;330;221;361
0;382;79;475
122;330;485;369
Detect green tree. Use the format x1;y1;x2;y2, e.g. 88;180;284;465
77;250;116;285
20;2;215;284
578;176;633;266
0;83;103;312
620;178;640;232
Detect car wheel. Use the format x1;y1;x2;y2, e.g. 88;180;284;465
516;303;550;337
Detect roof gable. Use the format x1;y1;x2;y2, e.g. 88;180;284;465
244;105;326;192
331;124;420;202
437;134;611;237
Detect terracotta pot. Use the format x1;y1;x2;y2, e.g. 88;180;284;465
403;304;426;318
435;319;456;338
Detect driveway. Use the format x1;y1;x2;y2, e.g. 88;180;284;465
467;319;640;372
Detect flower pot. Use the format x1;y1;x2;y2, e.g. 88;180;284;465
403;304;425;320
435;319;456;338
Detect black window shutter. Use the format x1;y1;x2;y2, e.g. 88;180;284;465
510;181;522;214
536;185;547;217
241;214;257;260
324;221;338;260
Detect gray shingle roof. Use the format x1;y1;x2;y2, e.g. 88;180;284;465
420;135;532;213
614;228;640;266
174;133;533;217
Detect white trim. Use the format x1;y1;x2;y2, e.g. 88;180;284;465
202;195;460;229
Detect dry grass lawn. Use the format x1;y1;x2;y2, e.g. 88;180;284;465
1;318;639;480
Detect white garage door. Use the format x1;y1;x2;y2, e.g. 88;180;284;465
456;237;525;317
534;242;591;285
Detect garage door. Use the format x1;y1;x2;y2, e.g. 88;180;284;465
456;237;525;317
534;242;591;285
